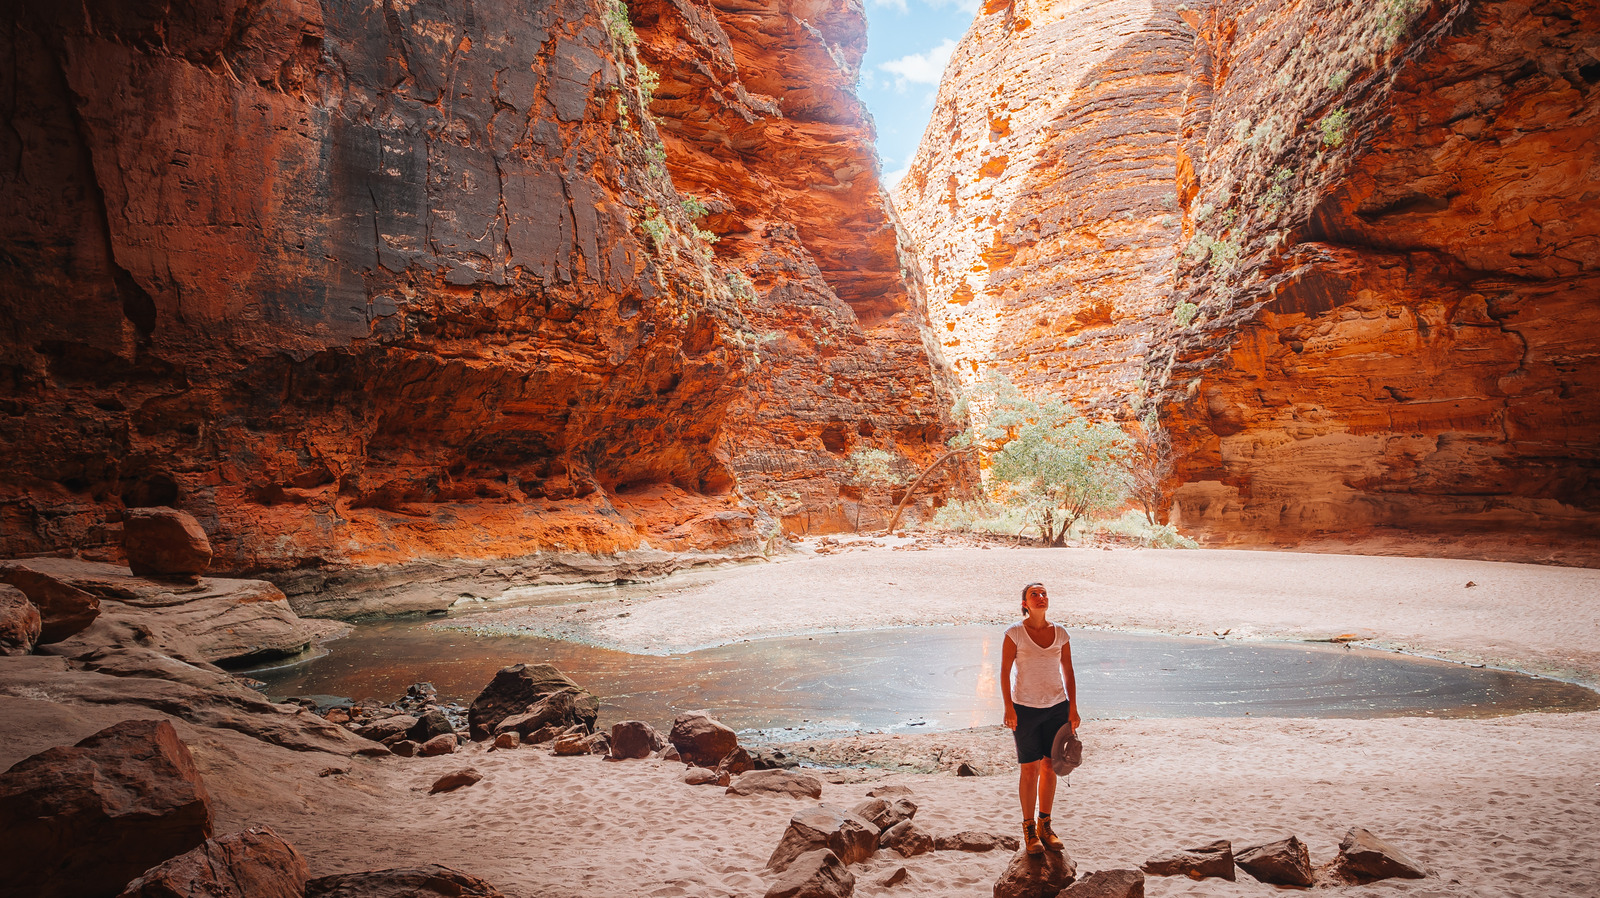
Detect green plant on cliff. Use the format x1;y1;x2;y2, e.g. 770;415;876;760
1319;106;1352;147
1262;167;1294;210
605;0;637;47
1381;0;1426;44
640;206;670;250
1173;301;1200;328
646;141;668;178
682;196;710;219
726;270;756;302
637;61;660;105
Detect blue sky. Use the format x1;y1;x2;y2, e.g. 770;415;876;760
857;0;979;189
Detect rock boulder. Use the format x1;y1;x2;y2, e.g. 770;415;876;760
1060;869;1144;898
764;849;855;898
124;507;213;578
0;719;213;898
430;769;483;794
993;847;1077;898
768;805;878;872
878;820;933;858
470;663;596;740
117;825;308;898
1235;835;1315;887
669;711;740;767
936;831;1016;852
729;769;824;799
1141;840;1234;881
305;865;504;898
1336;828;1427;881
0;563;99;643
0;583;41;654
609;720;666;760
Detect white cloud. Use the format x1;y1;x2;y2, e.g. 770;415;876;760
884;165;911;189
868;0;909;12
878;38;957;92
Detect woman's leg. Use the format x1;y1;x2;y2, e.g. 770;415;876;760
1036;762;1058;816
1018;759;1043;819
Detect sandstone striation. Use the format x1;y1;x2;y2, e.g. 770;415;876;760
897;0;1600;560
0;0;960;587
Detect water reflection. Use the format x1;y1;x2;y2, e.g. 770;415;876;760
247;622;1599;740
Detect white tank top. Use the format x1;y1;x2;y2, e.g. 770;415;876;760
1006;622;1069;708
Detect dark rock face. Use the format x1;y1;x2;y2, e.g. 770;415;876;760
0;719;214;898
117;825;308;898
0;584;41;655
0;0;961;574
767;805;879;872
993;847;1077;898
1235;835;1315;887
123;508;213;579
1140;840;1235;881
468;664;596;740
669;710;740;767
305;865;504;898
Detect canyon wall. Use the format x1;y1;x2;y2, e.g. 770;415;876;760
0;0;960;580
897;0;1600;560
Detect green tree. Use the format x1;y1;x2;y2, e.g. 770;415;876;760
846;447;908;531
966;375;1132;546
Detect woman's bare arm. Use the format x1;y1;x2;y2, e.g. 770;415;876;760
1061;636;1080;732
1001;634;1018;729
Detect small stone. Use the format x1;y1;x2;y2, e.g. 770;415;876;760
355;715;418;743
418;734;458;757
956;762;980;776
492;732;521;750
551;733;589;755
764;849;854;898
993;847;1077;898
1060;869;1144;898
316;767;349;778
728;769;824;799
879;820;933;857
408;710;455;743
878;866;909;887
866;785;913;798
429;769;482;794
324;708;351;725
1141;840;1234;881
662;745;682;762
718;746;754;776
684;767;721;785
1336;828;1427;881
0;584;40;655
390;740;419;758
1235;835;1315;887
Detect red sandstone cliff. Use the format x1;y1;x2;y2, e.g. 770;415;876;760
0;0;960;587
897;0;1600;561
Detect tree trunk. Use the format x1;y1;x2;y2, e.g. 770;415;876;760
880;447;976;535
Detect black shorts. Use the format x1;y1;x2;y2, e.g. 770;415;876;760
1012;699;1072;765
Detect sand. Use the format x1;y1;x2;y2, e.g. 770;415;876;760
6;546;1599;897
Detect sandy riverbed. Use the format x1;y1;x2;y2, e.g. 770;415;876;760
5;547;1598;897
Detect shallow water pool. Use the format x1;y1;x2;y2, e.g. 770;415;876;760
246;618;1599;740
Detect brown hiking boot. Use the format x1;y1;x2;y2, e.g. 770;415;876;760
1037;816;1064;851
1022;819;1044;856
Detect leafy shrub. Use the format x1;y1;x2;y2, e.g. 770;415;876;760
1173;302;1199;327
605;0;636;48
637;61;659;104
1320;106;1351;147
682;196;709;219
1093;511;1199;549
640;206;669;249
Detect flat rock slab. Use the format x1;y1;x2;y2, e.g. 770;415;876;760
1337;827;1427;881
994;847;1077;898
1141;839;1235;880
1060;869;1144;898
765;849;855;898
730;769;823;799
306;865;504;898
0;562;100;643
0;718;214;898
1236;835;1315;887
118;824;308;898
936;831;1018;852
768;804;879;871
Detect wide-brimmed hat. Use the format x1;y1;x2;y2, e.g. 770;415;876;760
1051;723;1082;777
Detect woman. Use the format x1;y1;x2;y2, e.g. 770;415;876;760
1001;581;1080;856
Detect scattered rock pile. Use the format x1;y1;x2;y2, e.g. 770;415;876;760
1141;831;1426;888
